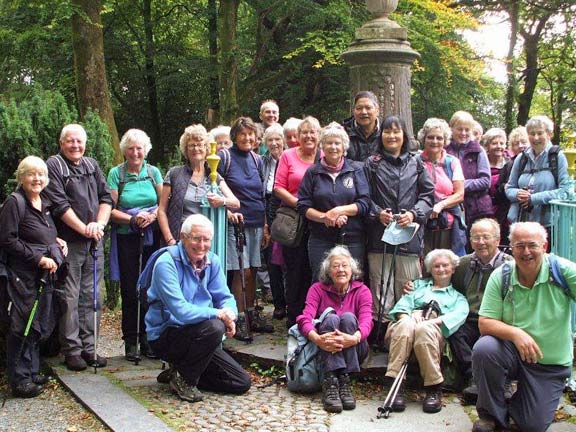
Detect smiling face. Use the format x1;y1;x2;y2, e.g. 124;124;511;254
353;97;380;134
124;140;146;169
215;134;232;151
487;136;506;160
298;124;319;155
510;136;528;155
186;135;207;162
381;124;404;157
430;254;456;286
181;225;213;263
423;127;446;160
329;255;352;291
265;133;284;160
322;136;344;166
60;129;86;164
285;130;299;149
235;127;256;152
470;221;500;264
527;126;552;155
510;226;547;276
260;105;279;127
21;169;48;198
451;122;472;146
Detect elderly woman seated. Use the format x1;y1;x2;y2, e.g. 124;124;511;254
296;246;373;414
384;249;468;414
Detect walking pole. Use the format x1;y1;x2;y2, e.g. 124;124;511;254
1;271;50;408
377;300;440;419
133;230;145;365
234;221;252;343
90;240;99;374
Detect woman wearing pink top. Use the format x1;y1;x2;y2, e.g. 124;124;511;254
417;118;465;255
274;116;321;328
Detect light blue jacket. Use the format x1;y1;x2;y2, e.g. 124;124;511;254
505;143;570;227
145;244;237;341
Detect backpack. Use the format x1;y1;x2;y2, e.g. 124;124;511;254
116;162;158;200
219;148;264;183
47;154;96;187
500;254;574;301
515;145;561;187
137;246;183;299
286;307;334;393
417;153;454;180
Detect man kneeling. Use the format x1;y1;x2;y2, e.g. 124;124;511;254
145;214;251;402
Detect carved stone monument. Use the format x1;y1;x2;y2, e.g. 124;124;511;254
341;0;419;137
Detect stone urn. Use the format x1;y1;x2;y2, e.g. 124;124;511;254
366;0;398;17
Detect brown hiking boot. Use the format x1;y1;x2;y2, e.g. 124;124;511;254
322;373;343;413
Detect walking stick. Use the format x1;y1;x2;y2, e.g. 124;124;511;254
133;230;145;365
377;299;441;419
234;221;252;343
1;270;50;408
90;240;99;374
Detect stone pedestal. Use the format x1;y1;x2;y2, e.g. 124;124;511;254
341;0;419;137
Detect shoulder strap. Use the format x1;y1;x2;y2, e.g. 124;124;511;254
500;262;513;300
548;146;560;187
221;148;231;177
117;162;128;199
548;254;574;301
10;191;26;220
444;154;454;180
50;154;70;180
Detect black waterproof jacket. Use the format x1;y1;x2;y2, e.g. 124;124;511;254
342;116;382;162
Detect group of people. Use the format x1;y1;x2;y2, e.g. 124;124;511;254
0;92;574;432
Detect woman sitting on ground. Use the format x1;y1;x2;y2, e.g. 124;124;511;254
384;249;468;414
296;246;373;414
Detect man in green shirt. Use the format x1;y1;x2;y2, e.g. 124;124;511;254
472;222;576;432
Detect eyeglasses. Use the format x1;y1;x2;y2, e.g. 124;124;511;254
470;235;495;242
183;234;212;243
511;242;542;251
187;143;205;149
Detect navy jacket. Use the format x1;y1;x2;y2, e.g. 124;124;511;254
297;159;370;244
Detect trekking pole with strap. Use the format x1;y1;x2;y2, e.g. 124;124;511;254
133;229;145;365
377;299;441;419
233;221;252;343
90;240;99;374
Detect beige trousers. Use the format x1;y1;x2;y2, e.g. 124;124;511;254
384;315;444;386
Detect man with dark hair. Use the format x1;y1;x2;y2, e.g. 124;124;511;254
342;91;381;162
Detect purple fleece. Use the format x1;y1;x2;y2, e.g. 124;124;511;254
296;280;373;341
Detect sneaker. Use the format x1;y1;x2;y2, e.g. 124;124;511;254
472;416;496;432
12;382;43;398
169;373;203;403
125;342;140;362
463;378;478;405
32;374;50;386
422;387;443;413
81;351;107;368
157;365;176;384
338;373;356;410
249;309;274;333
272;307;286;320
234;315;253;342
65;354;87;371
322;373;343;413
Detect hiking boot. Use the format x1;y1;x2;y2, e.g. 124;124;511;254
338;373;356;410
140;339;159;359
249;309;274;333
125;342;140;362
169;373;203;403
472;416;496;432
81;351;107;368
422;386;443;413
157;365;176;384
463;377;478;405
65;354;87;371
385;377;406;412
234;315;253;342
322;372;343;413
12;382;43;398
272;307;286;320
32;374;50;386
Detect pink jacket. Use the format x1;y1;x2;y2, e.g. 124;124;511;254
296;280;373;341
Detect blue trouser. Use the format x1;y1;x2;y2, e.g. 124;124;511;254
318;312;368;374
472;335;570;432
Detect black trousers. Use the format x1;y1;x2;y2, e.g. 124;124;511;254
283;232;312;325
448;319;480;380
150;319;251;394
7;331;40;388
117;233;158;344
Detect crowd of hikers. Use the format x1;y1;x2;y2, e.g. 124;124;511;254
1;92;575;432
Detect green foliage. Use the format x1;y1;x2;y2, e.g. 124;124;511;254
0;87;114;201
250;362;282;379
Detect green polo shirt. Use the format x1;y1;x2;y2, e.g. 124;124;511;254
480;255;576;367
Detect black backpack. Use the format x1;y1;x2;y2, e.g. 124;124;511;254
515;145;562;187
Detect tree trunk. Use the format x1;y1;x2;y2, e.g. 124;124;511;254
218;0;240;124
207;0;220;128
71;0;121;162
142;0;163;162
504;0;519;134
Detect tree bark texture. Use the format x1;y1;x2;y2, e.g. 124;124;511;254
71;0;120;161
218;0;240;124
207;0;220;128
504;0;519;134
